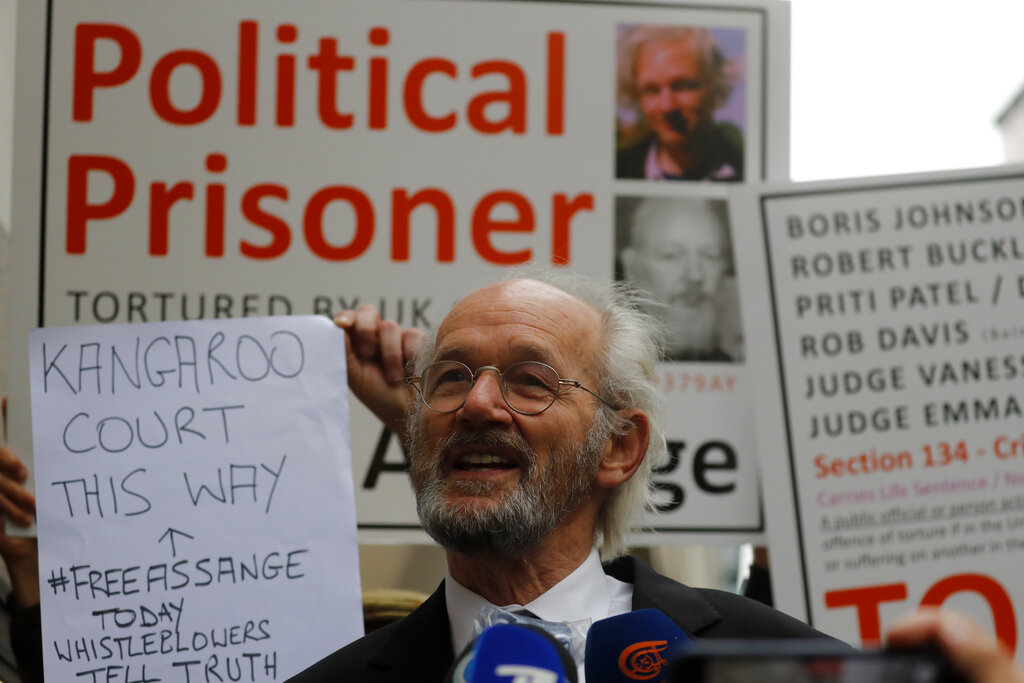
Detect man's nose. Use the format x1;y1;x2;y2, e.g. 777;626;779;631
457;371;514;426
652;86;675;111
678;253;702;280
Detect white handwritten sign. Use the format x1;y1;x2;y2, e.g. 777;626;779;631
29;315;362;682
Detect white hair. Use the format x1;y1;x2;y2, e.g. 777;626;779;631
411;269;668;560
617;24;736;114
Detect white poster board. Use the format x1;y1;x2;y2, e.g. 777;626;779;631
29;315;362;681
732;166;1024;656
9;0;792;543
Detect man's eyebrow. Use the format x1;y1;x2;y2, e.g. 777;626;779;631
434;344;558;365
511;344;557;364
434;346;469;362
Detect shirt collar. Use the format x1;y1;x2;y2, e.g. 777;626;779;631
445;547;631;656
644;140;664;180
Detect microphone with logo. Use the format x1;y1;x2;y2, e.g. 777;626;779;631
584;609;692;683
445;623;578;683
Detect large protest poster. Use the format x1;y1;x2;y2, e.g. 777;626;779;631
8;0;791;543
29;315;362;681
731;166;1024;655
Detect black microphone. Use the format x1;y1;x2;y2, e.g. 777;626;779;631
446;623;578;683
584;609;692;683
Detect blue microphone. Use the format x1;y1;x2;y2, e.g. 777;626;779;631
584;609;692;683
446;623;578;683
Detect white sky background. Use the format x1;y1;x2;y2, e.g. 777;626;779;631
789;0;1024;181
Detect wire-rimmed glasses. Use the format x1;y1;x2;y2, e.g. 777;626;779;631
405;360;614;415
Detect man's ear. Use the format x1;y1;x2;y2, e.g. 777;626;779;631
595;409;650;490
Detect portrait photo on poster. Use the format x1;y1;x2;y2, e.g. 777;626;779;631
615;195;744;363
615;23;746;182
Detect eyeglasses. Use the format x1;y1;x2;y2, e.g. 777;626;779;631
405;360;615;415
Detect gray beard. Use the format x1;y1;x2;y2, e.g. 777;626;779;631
409;420;605;558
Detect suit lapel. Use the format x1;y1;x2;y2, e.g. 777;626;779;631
367;582;455;680
605;555;723;636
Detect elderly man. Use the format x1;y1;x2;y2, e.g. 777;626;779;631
290;273;816;681
620;198;743;362
616;25;743;181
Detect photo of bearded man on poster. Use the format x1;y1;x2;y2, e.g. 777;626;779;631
615;24;745;182
616;196;744;363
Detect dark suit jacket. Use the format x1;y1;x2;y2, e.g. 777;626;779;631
615;123;745;182
287;556;834;682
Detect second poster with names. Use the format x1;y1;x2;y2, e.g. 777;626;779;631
733;167;1024;656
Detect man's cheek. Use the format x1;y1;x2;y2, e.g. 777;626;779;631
706;270;726;294
640;101;661;120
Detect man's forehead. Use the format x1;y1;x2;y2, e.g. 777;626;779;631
634;204;722;245
636;39;700;76
434;280;602;360
435;340;562;365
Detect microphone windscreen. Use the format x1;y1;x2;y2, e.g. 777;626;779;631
446;623;578;683
584;609;692;683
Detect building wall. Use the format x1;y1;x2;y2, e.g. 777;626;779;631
0;0;12;231
1000;100;1024;163
0;0;14;400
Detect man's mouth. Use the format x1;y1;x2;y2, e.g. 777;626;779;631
453;453;518;471
433;429;533;476
664;110;688;134
669;289;706;308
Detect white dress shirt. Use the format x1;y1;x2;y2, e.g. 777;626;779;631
445;546;633;682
